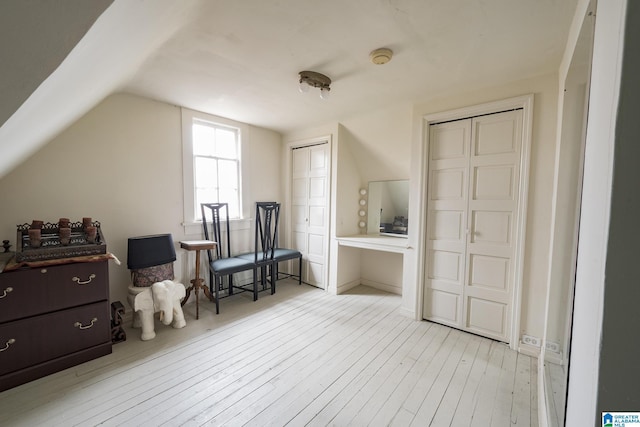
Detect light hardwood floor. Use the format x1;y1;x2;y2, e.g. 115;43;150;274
0;280;537;426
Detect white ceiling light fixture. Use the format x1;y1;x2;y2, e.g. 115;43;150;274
298;70;331;99
370;47;393;65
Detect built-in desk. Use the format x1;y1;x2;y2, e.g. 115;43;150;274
333;234;409;296
336;234;409;254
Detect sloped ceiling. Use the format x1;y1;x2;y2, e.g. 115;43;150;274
0;0;113;127
0;0;578;179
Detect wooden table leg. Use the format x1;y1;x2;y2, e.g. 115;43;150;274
194;250;200;319
181;249;215;320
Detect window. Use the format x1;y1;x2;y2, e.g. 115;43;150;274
182;108;249;230
192;120;240;219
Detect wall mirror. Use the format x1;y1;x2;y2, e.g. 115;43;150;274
366;180;409;237
541;3;595;426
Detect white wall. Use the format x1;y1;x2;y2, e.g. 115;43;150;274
339;104;413;182
361;250;403;295
0;93;282;307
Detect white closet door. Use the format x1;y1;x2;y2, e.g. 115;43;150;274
291;143;330;288
424;110;523;343
423;118;471;329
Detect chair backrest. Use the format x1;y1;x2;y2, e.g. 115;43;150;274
201;203;231;263
254;202;281;262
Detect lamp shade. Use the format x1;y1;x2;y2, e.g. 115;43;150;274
127;234;176;270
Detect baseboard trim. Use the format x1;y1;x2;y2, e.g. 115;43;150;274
543;350;563;365
400;307;416;319
518;342;542;357
359;278;402;295
336;279;361;294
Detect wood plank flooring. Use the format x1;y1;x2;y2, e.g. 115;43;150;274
0;280;538;426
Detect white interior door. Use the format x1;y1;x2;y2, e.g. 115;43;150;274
423;118;470;330
291;143;330;288
423;110;523;343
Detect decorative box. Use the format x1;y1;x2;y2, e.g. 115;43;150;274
16;221;106;262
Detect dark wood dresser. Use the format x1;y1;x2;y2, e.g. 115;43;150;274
0;260;112;392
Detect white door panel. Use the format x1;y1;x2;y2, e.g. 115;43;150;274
472;115;518;156
292;149;308;173
466;296;507;338
292;178;307;200
424;110;523;343
430;125;469;160
468;254;510;291
308;206;325;228
307;233;324;257
472;165;515;200
429;210;464;241
470;211;512;245
431;169;466;200
429;250;462;282
292;205;306;226
307;260;324;287
424;288;460;325
309;146;328;171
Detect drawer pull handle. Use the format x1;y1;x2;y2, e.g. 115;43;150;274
72;274;96;285
74;318;98;330
0;287;13;298
0;338;16;352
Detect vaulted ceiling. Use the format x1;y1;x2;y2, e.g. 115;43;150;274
0;0;578;179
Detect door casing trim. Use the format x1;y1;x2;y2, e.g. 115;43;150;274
415;94;534;350
284;135;332;290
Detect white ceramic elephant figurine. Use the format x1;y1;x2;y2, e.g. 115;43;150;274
132;280;187;341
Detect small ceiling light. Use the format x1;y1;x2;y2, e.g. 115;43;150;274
299;70;331;99
370;48;393;65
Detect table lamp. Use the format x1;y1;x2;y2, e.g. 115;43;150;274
127;234;176;287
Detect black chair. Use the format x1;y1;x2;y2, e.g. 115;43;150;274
237;202;302;289
201;203;257;314
267;202;302;285
236;202;278;296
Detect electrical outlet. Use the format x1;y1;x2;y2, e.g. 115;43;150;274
522;334;541;347
546;341;561;353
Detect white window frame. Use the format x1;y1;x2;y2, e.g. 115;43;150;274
182;108;251;235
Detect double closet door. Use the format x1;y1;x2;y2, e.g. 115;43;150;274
291;142;330;289
423;110;524;343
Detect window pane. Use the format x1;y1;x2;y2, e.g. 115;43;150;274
219;159;238;188
195;157;217;188
216;128;237;159
219;188;239;218
195;188;219;220
196;188;218;205
193;123;216;156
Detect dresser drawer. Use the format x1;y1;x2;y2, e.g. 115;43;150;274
0;301;110;376
0;261;108;323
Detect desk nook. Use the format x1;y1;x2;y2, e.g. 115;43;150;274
332;180;410;297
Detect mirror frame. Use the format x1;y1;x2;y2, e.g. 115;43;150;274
541;3;595;426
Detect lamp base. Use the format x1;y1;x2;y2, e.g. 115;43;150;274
131;263;174;287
